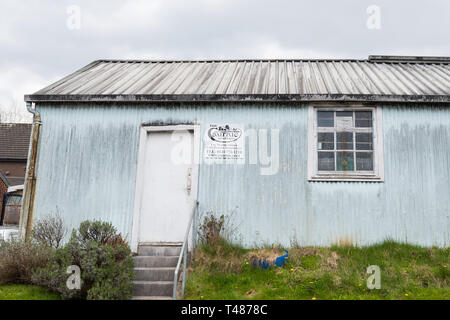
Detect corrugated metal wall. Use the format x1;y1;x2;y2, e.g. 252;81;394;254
32;103;450;247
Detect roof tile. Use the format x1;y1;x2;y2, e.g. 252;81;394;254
0;123;32;160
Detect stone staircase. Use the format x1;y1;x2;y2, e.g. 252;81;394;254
132;243;181;300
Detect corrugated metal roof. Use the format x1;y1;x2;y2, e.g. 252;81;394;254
26;57;450;103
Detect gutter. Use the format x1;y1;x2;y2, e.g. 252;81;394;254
24;93;450;104
19;102;41;239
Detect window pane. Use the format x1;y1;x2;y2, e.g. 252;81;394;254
336;152;354;171
356;133;373;150
355;111;372;127
318;111;334;127
356;152;373;171
318;152;335;171
336;132;353;150
318;132;334;150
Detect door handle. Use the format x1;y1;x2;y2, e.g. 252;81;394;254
186;168;192;195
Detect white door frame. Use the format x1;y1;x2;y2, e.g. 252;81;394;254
131;124;201;252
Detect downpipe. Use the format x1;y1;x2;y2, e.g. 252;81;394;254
26;101;39;117
19;102;41;239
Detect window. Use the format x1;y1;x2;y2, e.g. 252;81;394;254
308;106;384;181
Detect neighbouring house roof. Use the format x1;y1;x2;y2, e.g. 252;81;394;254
0;123;32;161
0;171;9;187
0;171;25;188
25;55;450;104
3;176;25;187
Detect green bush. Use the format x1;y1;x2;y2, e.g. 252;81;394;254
72;220;124;248
32;220;134;300
31;245;78;299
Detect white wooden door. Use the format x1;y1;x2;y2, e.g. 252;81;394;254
137;129;197;243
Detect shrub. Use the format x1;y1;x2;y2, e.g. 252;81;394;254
72;220;118;247
198;213;225;245
31;245;79;299
0;240;52;285
31;211;67;248
32;220;134;300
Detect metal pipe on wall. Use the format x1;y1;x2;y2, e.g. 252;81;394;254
19;102;41;239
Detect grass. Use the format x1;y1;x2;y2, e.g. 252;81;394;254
0;284;61;300
184;240;450;300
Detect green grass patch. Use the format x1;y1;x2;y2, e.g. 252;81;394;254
185;240;449;300
0;285;61;300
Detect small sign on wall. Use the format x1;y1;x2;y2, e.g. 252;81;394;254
204;124;245;163
336;116;353;130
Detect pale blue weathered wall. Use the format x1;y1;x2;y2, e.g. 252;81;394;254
32;103;450;247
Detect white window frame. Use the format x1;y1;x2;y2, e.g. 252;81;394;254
307;105;384;182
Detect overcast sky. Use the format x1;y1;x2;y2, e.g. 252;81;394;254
1;0;449;121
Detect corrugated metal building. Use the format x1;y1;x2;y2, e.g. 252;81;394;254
22;56;450;249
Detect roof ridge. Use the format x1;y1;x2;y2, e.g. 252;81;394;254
93;56;450;64
95;58;363;63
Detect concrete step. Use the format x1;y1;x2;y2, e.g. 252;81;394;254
133;256;179;268
132;296;173;300
133;281;173;297
138;245;181;256
134;267;175;281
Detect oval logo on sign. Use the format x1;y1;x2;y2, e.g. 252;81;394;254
208;125;242;143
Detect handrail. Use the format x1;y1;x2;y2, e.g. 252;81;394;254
173;201;198;300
